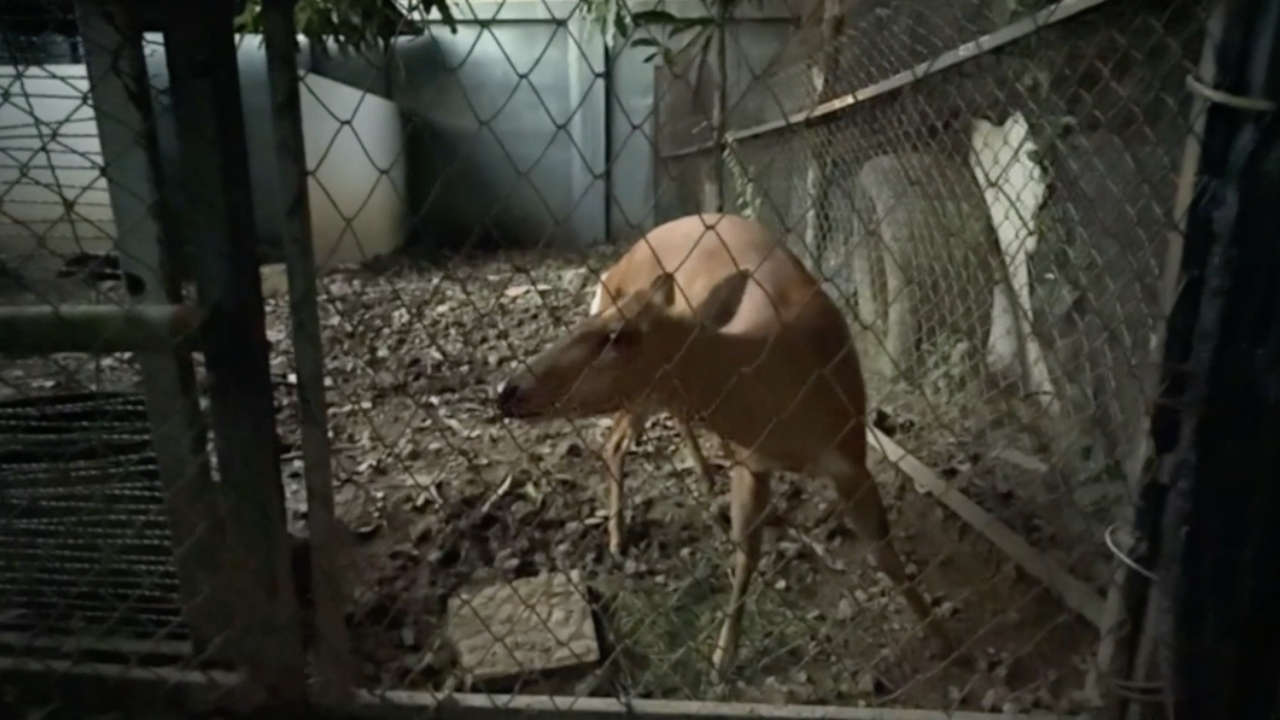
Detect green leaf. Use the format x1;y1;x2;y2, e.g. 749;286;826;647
668;19;712;39
630;37;663;48
233;0;456;51
613;11;631;41
629;9;682;25
432;2;459;33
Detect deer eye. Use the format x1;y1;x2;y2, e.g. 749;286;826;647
600;327;640;352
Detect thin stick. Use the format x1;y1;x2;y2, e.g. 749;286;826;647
868;428;1106;628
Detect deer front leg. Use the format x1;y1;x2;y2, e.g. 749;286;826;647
711;462;770;682
602;407;648;557
672;413;717;497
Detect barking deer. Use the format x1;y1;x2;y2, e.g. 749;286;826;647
496;213;949;676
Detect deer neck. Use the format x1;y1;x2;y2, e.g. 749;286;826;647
649;322;770;420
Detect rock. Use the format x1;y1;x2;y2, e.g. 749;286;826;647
259;263;289;298
855;670;877;695
836;596;855;621
981;686;1007;711
446;570;600;684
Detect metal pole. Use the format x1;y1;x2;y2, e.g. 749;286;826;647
261;0;357;705
1138;0;1280;716
160;0;306;703
702;0;727;213
1092;4;1228;716
72;0;228;662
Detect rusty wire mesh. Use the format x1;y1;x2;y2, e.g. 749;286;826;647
0;0;1210;715
656;0;1206;710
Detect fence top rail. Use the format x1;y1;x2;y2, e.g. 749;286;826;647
355;691;1084;720
660;0;1118;159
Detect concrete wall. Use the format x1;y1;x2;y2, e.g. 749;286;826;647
0;33;408;281
390;1;607;251
387;0;797;251
0;62;116;280
0;0;799;280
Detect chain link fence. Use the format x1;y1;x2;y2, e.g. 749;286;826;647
0;0;1220;717
657;0;1206;710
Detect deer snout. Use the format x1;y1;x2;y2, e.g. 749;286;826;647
497;370;548;419
496;379;524;418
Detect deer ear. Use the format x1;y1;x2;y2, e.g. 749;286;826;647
645;272;678;309
696;269;750;330
620;272;677;327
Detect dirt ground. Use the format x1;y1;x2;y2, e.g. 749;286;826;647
259;249;1101;714
0;248;1103;714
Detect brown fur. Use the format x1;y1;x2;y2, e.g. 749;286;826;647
588;214;778;556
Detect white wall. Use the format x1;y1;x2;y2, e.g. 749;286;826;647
0;35;408;282
299;71;407;268
0;64;116;278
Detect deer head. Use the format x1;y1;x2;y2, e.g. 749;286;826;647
496;269;750;420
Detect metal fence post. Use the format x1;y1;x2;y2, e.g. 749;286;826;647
158;0;306;704
1091;1;1227;714
1152;0;1280;715
261;0;357;705
71;0;229;661
703;0;728;214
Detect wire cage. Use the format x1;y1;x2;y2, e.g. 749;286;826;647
0;391;190;651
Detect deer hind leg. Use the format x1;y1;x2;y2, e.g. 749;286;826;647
602;407;649;557
830;458;953;656
672;413;717;497
711;462;771;680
